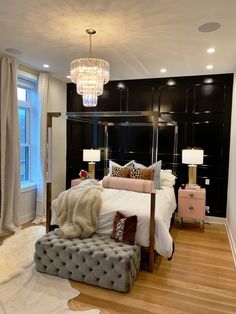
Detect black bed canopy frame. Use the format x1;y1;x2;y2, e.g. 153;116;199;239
46;111;178;272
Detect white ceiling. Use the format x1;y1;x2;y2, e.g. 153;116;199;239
1;0;236;82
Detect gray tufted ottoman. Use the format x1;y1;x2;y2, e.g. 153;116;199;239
34;231;140;292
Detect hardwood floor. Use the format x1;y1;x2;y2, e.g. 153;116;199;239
69;222;236;314
0;222;235;313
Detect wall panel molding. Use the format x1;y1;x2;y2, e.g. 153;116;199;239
67;74;233;217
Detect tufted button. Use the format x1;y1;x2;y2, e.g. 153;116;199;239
89;267;93;272
104;271;107;275
97;262;100;266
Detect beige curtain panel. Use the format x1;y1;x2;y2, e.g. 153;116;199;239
0;56;20;233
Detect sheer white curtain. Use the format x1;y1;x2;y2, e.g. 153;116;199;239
33;73;49;223
0;56;20;233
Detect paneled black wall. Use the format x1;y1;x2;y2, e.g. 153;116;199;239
67;74;233;218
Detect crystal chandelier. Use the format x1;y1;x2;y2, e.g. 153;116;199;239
70;29;110;107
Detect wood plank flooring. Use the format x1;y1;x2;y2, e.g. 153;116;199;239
0;222;235;313
69;222;236;314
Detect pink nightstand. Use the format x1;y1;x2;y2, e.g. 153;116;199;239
178;187;206;231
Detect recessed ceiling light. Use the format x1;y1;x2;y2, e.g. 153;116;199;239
66;75;71;79
43;64;50;68
160;68;167;73
207;47;215;54
206;64;213;70
198;22;221;33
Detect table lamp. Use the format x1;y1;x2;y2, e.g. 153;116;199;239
182;148;204;188
83;149;101;179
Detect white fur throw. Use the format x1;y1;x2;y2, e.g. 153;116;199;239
52;180;103;239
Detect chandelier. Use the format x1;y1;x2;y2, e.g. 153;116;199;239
70;29;110;107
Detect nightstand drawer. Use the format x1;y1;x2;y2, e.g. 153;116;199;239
178;189;205;200
178;197;205;219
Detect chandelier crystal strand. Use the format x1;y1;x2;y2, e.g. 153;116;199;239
70;29;110;107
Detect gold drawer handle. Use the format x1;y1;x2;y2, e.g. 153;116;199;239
189;206;194;211
189;193;194;198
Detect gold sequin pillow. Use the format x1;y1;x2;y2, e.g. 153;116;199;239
130;167;153;180
111;166;130;178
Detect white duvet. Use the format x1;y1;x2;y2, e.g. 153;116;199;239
51;184;176;259
97;186;176;258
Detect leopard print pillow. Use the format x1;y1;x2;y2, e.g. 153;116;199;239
111;166;130;178
130;167;153;180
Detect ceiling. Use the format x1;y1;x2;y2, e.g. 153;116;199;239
1;0;236;82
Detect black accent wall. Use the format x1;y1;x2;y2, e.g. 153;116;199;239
67;74;233;218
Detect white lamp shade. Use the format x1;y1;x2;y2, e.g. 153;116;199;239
83;149;101;162
182;149;204;165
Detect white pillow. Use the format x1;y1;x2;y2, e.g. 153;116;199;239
133;161;146;169
160;169;177;187
108;160;135;176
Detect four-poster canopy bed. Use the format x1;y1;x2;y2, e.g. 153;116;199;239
46;111;178;272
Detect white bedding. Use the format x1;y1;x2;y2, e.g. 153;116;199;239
51;184;176;259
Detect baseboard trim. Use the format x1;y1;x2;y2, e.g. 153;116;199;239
204;216;226;224
225;219;236;267
19;212;35;225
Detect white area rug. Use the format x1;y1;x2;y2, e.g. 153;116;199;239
0;226;100;314
0;226;45;284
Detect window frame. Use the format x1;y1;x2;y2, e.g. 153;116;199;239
17;76;37;186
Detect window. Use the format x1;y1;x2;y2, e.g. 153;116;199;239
17;76;38;185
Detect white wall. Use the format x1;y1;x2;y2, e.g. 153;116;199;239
19;188;36;224
18;76;66;223
227;73;236;265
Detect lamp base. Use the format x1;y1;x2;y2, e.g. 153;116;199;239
188;165;197;185
88;162;95;179
186;183;201;190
